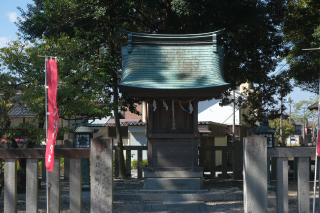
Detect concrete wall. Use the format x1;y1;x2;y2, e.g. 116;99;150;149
198;99;240;125
128;126;147;161
10;117;24;127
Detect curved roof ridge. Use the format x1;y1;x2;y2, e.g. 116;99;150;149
120;29;225;37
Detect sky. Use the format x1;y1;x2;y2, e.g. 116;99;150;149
0;1;317;115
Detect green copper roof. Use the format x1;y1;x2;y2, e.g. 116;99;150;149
118;30;229;94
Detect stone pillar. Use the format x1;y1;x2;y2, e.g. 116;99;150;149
64;139;74;180
276;157;288;213
26;159;39;213
48;159;60;213
70;159;82;212
91;136;113;213
4;159;17;213
243;135;267;213
297;157;310;213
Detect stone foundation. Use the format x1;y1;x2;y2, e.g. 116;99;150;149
142;169;203;191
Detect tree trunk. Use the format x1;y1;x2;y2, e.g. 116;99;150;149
113;76;126;178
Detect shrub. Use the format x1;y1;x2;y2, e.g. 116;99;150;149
131;159;147;169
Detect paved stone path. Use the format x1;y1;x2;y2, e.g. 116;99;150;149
142;201;209;213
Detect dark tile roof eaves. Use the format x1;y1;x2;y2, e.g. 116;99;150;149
106;122;146;127
9;107;35;117
308;102;318;110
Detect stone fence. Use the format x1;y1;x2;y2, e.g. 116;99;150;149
244;135;318;213
0;136;113;213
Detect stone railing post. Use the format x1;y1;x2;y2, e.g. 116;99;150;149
64;139;74;180
48;158;61;213
26;159;39;213
4;159;17;213
243;135;267;213
91;136;113;213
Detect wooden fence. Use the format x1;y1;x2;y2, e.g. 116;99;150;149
0;136;113;213
114;145;147;178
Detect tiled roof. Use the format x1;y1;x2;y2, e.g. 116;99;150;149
87;123;106;127
106;121;146;127
119;30;229;93
9;106;35;117
106;119;145;127
72;123;106;127
308;102;318;111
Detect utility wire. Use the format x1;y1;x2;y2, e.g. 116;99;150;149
273;58;293;76
209;107;240;135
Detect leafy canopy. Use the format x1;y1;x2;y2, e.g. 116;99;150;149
282;0;320;94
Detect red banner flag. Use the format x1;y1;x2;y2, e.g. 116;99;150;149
317;130;320;156
318;101;320;156
45;59;59;171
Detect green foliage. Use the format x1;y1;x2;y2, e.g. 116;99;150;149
269;118;295;144
291;95;318;128
39;160;42;170
0;72;21;146
60;158;64;170
0;36;114;121
131;159;148;170
282;0;320;94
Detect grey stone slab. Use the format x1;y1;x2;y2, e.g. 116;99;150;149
144;170;203;178
198;203;209;213
142;204;152;212
183;204;201;212
268;147;315;157
164;201;204;204
91;136;113;213
143;178;202;190
26;159;38;213
167;205;184;211
243;135;267;213
140;189;208;193
114;193;243;201
152;204;168;210
145;201;164;205
150;211;169;213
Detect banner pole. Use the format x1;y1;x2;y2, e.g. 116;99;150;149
313;76;320;213
45;56;50;213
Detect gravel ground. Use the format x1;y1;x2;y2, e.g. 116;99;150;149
1;176;320;212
